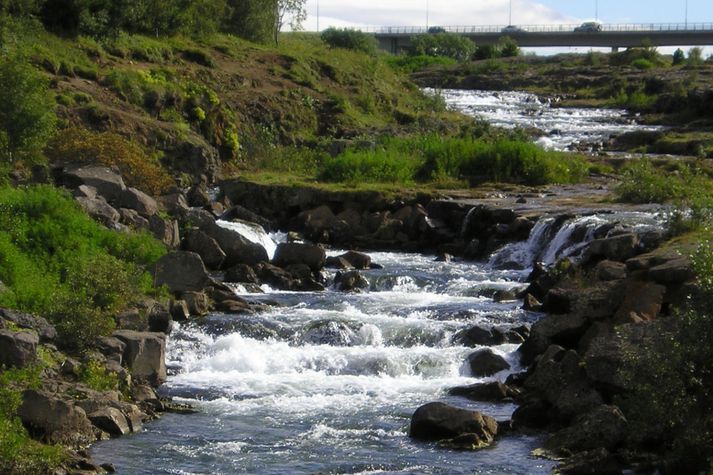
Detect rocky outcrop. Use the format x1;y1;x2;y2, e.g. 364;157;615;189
203;221;268;267
0;329;38;368
0;308;56;342
112;330;167;386
183;229;226;269
19;390;95;446
272;242;326;273
410;402;498;449
333;270;370;292
464;349;511;377
62;165;126;202
152;251;211;293
448;381;521;401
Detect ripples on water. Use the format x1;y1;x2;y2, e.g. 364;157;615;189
92;251;556;474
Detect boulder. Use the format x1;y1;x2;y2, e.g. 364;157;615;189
112;330;167;386
203;222;268;267
224;264;259;284
544;405;628;454
152;251;210;293
297;320;359;346
95;337;126;363
255;262;298;290
585;234;641;263
180;291;210;316
63;165;126;202
18;390;95;446
149;215;180;248
448;381;520;401
0;308;56;342
295;205;335;238
455;325;509;347
187;183;211;208
220;205;273;231
273;242;326;273
183;229;226;269
215;299;253;314
169;300;190;322
88;407;130;436
334;270;370;292
648;257;694;284
594;260;627;281
120;187;158;217
518;312;590;366
464;349;510;377
158;192;189;215
148;308;172;334
612;281;666;324
325;256;353;269
119;208;149;229
337;250;372;270
75;196;120;227
0;329;38;368
410;402;498;448
554;448;623;475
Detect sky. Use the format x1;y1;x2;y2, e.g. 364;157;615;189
299;0;713;54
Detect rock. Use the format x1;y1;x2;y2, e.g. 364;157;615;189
220;205;273;231
545;405;628;454
158;192;189;215
297;320;359;346
224;264;259;284
180;291;210;316
648;257;694;284
95;337;126;363
131;384;159;404
0;308;56;342
594;260;628;281
182;208;216;230
215;299;253;314
60;357;81;376
73;184;97;199
612;281;666;324
325;256;353;269
255;262;298;290
464;349;510;377
512;398;553;429
336;250;372;269
585;234;641;263
410;402;498;448
434;252;452;263
542;285;575;314
455;325;506;347
523;293;543;311
149;215;180;248
273;242;326;273
120;187;159;217
169;300;190;322
187;183;211;208
75;196;120;227
152;251;210;293
18;390;94;445
112;330;167;386
203;221;268;267
295;205;335;239
518;312;590;366
554;448;623;475
0;329;38;368
89;407;131;436
119;208;149;229
101;462;117;473
148;308;172;334
334;270;370;292
448;381;520;401
62;165;126;202
183;229;226;269
122;403;144;432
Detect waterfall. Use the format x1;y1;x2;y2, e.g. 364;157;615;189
488;218;556;269
216;219;278;259
540;215;607;265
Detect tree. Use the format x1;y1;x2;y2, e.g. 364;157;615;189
225;0;276;44
410;33;475;62
498;36;520;57
321;27;378;55
672;48;685;66
274;0;306;44
688;47;704;66
0;55;56;166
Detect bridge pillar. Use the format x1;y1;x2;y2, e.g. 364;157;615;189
611;46;619;52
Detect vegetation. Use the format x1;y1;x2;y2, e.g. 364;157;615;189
410;32;476;62
319;135;590;186
0;186;166;351
320;27;378;55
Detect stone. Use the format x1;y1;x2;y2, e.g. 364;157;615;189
334;270;370;292
273;242;326;273
454;325;506;347
648;257;694;284
410;402;498;448
256;262;297;290
181;291;210;316
131;384;159;404
75;196;120;227
152;251;210;293
216;299;253;314
95;337;126;363
325;256;353;269
158;192;189;215
594;260;628;281
0;329;38;368
148;308;172;334
295;205;335;238
119;187;158;216
511;398;553;429
183;229;226;269
0;308;56;342
89;407;130;436
119;208;149;229
149;215;180;248
585;233;641;263
518;312;590;366
465;349;511;377
336;250;372;270
221;205;273;231
112;330;167;386
224;264;259;284
544;405;628;454
18;390;94;445
448;381;520;401
169;300;190;322
203;222;268;267
187;183;211;208
554;448;623;475
612;281;666;324
62;165;126;202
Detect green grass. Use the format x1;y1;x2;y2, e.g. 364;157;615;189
318;136;590;186
385;55;457;73
0;186;166;351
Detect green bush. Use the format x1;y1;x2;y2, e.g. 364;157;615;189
672;48;685;65
410;33;475;62
631;58;654;70
0;186;165;351
79;360;120;391
320;28;378;55
385;55;456;73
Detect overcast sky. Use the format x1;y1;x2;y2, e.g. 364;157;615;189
303;0;712;30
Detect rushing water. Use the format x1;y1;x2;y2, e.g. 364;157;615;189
436;89;663;152
93;249;558;474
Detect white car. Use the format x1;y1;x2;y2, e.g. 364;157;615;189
575;21;602;32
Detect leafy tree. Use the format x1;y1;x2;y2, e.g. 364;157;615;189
410;33;475;62
321;27;378;55
688;46;704;66
474;44;500;60
498;36;520;57
225;0;276;44
672;48;685;65
273;0;306;44
0;54;56;167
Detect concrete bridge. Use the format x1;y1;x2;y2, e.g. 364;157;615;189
370;23;713;53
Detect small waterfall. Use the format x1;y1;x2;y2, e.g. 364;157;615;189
540;215;607;264
488;218;556;269
216;219;278;259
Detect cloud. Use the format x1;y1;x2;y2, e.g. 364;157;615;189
303;0;577;30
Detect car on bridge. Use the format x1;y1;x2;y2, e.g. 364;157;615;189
575;21;602;32
501;25;524;34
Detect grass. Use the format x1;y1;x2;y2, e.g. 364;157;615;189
0;185;166;351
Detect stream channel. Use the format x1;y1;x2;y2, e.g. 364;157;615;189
92;90;663;474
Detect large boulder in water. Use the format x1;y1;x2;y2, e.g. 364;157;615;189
448;381;520;401
152;251;210;293
410;402;498;449
203;221;268;267
183;229;226;269
334;270;370;292
297;320;359;346
273;242;326;273
464;349;510;377
113;330;167;386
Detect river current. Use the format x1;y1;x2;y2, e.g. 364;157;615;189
91;91;661;474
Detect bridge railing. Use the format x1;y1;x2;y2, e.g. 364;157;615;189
364;23;713;35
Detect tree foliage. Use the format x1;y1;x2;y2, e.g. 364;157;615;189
274;0;306;44
321;27;378;55
409;33;475;62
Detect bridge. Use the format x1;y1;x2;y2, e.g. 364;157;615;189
370;23;713;53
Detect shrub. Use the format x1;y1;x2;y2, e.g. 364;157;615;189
0;54;56;167
320;28;378;55
672;48;685;65
79;360;120;391
385;55;456;73
687;47;705;66
474;44;500;60
498;36;520;57
631;58;654;70
46;128;173;195
410;33;475;62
